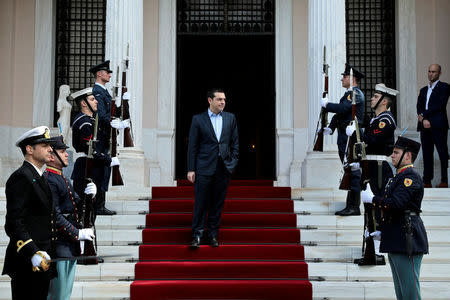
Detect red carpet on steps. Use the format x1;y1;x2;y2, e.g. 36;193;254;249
131;180;312;300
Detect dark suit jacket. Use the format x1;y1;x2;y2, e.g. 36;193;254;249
417;81;450;130
187;110;239;176
3;161;56;278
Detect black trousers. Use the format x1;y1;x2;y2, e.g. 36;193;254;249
192;158;231;239
420;128;449;183
11;270;50;300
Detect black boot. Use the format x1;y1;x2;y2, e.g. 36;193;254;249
335;191;351;215
338;191;361;216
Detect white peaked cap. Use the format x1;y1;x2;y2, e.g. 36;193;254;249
70;87;93;100
375;83;399;96
15;126;51;147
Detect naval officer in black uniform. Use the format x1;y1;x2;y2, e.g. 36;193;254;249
362;136;428;300
321;63;365;216
45;135;96;300
2;126;56;299
348;83;398;265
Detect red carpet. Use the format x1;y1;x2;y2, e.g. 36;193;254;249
131;181;312;300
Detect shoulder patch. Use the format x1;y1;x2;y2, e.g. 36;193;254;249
347;94;351;101
379;121;386;129
404;178;413;187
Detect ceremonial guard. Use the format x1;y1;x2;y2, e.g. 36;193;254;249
88;60;130;214
362;136;428;300
45;135;96;300
321;63;365;216
2;126;56;299
349;83;398;265
71;87;119;215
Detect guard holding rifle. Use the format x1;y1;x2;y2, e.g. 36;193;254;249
362;136;428;300
71;87;119;216
3;126;56;299
45;135;96;300
89;60;129;215
320;63;365;216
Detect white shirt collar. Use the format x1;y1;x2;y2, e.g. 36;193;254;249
95;82;107;90
208;108;222;117
429;80;439;89
25;160;43;176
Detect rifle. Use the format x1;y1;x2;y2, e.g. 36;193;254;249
110;66;124;186
121;43;134;147
313;46;329;152
339;68;366;190
78;113;99;265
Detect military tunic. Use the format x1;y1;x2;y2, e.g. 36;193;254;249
3;161;57;299
327;87;365;192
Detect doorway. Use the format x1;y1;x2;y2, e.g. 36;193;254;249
175;34;275;179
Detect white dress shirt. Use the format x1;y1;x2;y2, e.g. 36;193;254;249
426;80;439;110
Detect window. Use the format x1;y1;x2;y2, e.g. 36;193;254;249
54;0;106;125
346;0;396;123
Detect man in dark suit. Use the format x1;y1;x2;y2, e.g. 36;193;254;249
187;88;239;248
2;126;57;299
417;64;450;188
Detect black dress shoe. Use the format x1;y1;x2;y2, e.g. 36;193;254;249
96;208;117;215
209;237;219;247
337;206;360;216
190;237;201;249
335;208;347;215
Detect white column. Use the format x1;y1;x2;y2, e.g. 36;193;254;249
106;0;148;188
301;0;347;188
33;0;55;127
396;0;418;130
275;0;294;186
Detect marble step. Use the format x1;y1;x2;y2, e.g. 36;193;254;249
312;281;450;300
304;245;450;264
292;187;450;201
0;262;134;282
0;281;131;300
295;199;450;215
301;228;450;246
308;262;450;281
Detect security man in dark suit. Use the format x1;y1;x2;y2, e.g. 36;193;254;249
187;88;239;248
88;60;129;214
321;63;365;216
2;126;56;299
349;83;398;265
71;87;119;216
416;64;450;188
45;135;96;300
362;136;428;300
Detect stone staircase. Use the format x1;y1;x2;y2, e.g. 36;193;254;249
0;186;449;299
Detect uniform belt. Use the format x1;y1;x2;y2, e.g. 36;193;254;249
364;155;387;161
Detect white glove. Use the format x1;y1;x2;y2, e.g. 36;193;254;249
31;251;51;271
84;182;97;196
80;241;85;255
346;123;356;136
361;184;374;203
370;231;381;241
323;127;332;135
364;229;370;239
320;96;329;108
349;162;360;171
110;119;130;130
122;92;131;100
78;228;95;241
110;156;120;167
